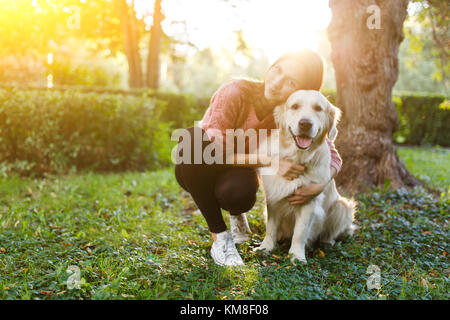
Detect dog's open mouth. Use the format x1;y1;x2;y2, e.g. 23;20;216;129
289;127;313;150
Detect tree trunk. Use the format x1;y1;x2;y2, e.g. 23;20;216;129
117;0;143;88
146;0;163;89
327;0;421;192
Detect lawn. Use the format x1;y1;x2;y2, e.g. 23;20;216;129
0;146;448;300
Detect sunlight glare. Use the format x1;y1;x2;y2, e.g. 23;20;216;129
160;0;331;62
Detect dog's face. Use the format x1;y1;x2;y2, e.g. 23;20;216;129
275;90;341;150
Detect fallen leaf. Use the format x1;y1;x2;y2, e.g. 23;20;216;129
316;249;326;258
40;290;53;297
429;270;439;277
62;240;72;247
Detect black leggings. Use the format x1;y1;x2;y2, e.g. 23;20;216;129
174;127;259;233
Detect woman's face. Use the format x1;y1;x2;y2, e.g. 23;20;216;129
264;58;303;104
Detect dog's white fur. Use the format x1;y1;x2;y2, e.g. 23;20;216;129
257;90;356;264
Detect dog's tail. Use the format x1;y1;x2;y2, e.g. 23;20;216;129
320;197;357;245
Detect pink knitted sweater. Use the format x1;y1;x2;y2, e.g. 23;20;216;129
201;80;342;173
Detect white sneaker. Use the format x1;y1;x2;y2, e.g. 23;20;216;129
210;231;244;267
230;213;251;244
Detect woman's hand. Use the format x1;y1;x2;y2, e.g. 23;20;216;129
277;158;305;181
286;182;326;205
286;167;337;205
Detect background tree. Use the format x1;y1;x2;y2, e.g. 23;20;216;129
146;0;164;89
327;0;422;192
115;0;144;88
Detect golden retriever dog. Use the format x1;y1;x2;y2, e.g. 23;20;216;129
256;90;356;264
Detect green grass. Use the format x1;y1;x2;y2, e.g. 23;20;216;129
396;145;450;194
0;146;448;300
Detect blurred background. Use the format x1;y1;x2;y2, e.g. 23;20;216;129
0;0;448;177
0;0;447;96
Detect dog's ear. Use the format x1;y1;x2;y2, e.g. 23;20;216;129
326;101;341;142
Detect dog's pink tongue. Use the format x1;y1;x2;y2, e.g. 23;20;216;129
296;136;312;149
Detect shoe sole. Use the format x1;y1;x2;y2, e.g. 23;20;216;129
232;233;250;244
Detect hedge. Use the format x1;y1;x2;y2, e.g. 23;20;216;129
0;88;175;177
393;93;449;146
0;86;447;177
321;89;449;147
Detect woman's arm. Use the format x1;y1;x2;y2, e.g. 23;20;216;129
285;167;337;205
227;153;305;180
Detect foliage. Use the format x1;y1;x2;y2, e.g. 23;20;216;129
0;147;448;300
0;87;447;178
407;1;449;85
395;33;448;95
0;0;125;56
49;60;122;88
152;91;209;129
393;93;449;146
0;89;172;177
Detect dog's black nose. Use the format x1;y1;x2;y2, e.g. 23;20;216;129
299;119;312;131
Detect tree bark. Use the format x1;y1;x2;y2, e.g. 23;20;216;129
327;0;422;192
117;0;143;88
146;0;163;89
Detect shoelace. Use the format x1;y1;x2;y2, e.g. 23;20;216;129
223;235;240;261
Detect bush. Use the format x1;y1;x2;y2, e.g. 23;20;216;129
0;86;446;177
49;61;121;88
394;93;449;146
152;91;209;129
0;88;172;177
320;89;449;147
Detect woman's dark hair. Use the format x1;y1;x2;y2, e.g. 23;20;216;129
266;49;324;91
233;49;325;104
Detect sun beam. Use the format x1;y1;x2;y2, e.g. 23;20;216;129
159;0;332;62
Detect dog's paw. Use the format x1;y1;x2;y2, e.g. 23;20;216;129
254;245;273;255
289;253;307;265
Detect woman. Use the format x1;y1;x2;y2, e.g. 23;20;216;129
174;49;342;267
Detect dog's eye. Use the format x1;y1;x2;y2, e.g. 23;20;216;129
291;104;299;110
314;105;322;112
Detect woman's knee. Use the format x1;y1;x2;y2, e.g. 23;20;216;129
215;168;259;213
